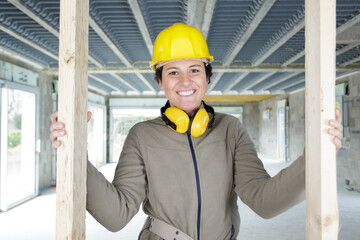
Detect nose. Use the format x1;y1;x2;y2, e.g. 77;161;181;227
179;73;191;84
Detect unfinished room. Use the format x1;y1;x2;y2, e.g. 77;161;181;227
0;0;359;239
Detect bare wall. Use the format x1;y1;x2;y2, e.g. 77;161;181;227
338;72;360;185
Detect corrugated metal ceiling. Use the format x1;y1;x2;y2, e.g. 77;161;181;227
0;0;359;97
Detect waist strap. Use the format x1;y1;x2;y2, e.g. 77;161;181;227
141;216;194;240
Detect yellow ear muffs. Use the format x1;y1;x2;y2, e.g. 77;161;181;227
161;100;215;137
164;107;190;133
190;108;209;137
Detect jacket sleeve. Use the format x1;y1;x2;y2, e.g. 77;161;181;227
86;127;147;232
233;120;305;219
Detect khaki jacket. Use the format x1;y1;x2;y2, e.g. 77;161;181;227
86;112;305;240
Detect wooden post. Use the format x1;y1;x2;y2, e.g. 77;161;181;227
305;0;339;239
56;0;89;239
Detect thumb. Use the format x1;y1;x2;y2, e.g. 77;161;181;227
87;111;92;123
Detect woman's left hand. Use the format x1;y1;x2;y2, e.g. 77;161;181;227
329;109;343;152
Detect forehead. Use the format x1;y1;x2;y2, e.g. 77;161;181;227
163;59;204;70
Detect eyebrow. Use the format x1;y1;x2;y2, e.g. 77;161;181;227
164;67;179;71
164;64;202;71
189;64;202;68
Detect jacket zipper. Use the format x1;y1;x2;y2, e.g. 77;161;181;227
186;132;201;240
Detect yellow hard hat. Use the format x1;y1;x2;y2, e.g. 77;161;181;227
149;23;214;70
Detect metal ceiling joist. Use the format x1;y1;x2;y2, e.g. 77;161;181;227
282;13;360;66
89;17;154;92
89;73;123;93
0;31;110;91
341;55;360;67
259;72;300;91
241;71;277;91
283;44;360;68
201;0;216;40
282;50;305;67
89;17;132;67
336;43;360;56
134;72;156;93
0;45;47;70
187;0;216;38
203;94;279;103
225;72;250;92
87;66;359;74
213;68;304;73
336;13;360;35
271;77;304;92
109;72;140;93
7;0;59;37
127;0;153;55
336;70;360;81
253;18;305;67
0;23;58;60
88;84;109;96
224;0;277;66
5;2;118;93
7;0;103;67
186;0;199;28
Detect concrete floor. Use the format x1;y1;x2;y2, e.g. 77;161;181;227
0;154;359;240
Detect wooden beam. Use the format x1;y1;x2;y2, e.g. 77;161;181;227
305;0;339;239
56;0;89;239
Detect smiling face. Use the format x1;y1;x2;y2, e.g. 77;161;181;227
158;60;209;115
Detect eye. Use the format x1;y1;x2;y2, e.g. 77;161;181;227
168;71;178;76
190;68;200;73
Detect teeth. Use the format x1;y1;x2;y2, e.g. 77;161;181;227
178;90;195;96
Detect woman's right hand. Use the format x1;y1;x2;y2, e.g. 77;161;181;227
49;111;92;150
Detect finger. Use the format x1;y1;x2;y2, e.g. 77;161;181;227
335;109;342;123
329;119;343;132
50;111;58;123
52;140;62;150
49;129;66;142
328;128;343;139
50;122;65;132
87;111;92;123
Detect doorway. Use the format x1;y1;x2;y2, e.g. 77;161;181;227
0;83;38;211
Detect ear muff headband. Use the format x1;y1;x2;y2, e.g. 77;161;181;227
161;101;215;137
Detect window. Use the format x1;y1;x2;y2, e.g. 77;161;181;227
87;104;106;167
110;108;159;162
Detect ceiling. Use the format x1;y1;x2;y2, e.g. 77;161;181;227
0;0;360;98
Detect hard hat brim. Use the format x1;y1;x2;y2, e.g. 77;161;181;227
149;57;214;71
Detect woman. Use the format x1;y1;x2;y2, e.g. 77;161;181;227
50;23;343;240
